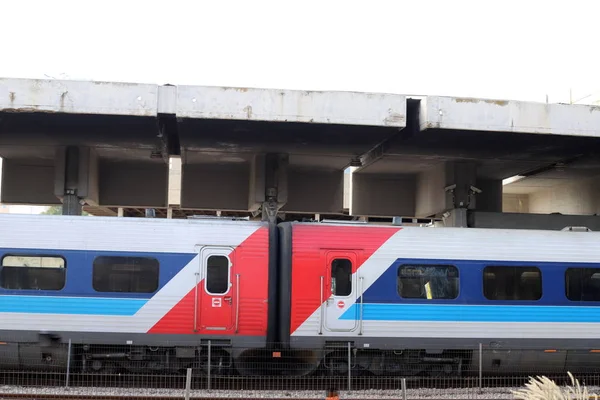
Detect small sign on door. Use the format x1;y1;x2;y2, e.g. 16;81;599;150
212;298;222;307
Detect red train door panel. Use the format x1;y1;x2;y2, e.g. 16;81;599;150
197;246;235;333
324;250;359;332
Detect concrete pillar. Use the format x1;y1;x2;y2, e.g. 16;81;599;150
415;161;495;227
475;178;503;213
443;161;478;211
416;161;482;220
54;146;99;215
248;154;288;222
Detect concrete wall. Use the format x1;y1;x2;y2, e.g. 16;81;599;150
0;159;59;205
282;169;344;214
99;160;168;208
475;179;503;213
528;176;600;215
503;193;529;213
356;162;501;218
181;163;249;211
415;164;445;218
351;173;416;217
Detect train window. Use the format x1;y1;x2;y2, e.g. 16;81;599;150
206;255;229;294
331;259;352;296
565;268;600;301
483;266;541;301
93;256;159;293
397;265;458;299
0;255;66;291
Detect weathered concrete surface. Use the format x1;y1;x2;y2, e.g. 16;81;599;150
420;96;600;137
3;77;600;222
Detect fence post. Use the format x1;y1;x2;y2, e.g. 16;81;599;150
65;339;72;388
207;340;212;390
401;378;407;400
185;368;192;400
478;343;483;392
347;342;351;391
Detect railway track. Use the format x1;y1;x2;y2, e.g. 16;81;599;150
0;396;254;400
1;371;600;400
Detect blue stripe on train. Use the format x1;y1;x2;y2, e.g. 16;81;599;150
359;258;600;306
339;303;600;323
0;295;147;316
0;248;196;298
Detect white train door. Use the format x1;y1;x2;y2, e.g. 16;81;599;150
323;250;359;332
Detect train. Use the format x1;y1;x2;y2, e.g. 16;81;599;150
1;213;600;377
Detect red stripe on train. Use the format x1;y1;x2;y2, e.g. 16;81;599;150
148;226;269;335
289;225;401;335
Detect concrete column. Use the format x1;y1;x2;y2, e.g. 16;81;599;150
443;161;478;210
475;178;503;213
248;154;288;222
54;146;99;215
63;147;81;215
416;161;482;222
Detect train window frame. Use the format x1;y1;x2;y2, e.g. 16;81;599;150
205;254;231;295
0;254;66;291
330;258;353;297
565;267;600;302
483;266;542;301
397;264;459;300
92;256;159;294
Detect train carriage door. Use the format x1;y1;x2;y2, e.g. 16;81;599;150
197;246;235;333
323;251;359;332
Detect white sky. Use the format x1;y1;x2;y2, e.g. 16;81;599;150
1;0;599;104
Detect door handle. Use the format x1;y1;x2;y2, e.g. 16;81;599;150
224;296;232;304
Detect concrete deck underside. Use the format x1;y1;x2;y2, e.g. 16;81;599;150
2;77;600;227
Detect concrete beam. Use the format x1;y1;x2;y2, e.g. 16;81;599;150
1;77;158;116
420;96;600;138
176;85;406;127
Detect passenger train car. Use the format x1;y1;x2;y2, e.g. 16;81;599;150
0;214;277;375
278;221;600;377
2;214;600;377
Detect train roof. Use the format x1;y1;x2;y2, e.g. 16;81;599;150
0;212;267;227
284;219;599;235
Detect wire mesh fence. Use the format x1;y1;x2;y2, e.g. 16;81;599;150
1;339;600;398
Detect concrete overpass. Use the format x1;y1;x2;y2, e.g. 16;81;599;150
2;77;600;229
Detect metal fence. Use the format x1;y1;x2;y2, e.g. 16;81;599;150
1;340;600;399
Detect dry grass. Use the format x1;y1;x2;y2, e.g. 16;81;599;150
513;372;598;400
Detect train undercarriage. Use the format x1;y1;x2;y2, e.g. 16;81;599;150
3;336;600;379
